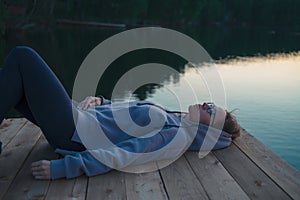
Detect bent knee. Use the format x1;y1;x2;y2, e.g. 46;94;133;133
11;46;37;56
10;46;44;70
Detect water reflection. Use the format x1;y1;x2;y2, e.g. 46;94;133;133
146;52;300;171
99;49;186;101
2;25;300;98
220;53;300;171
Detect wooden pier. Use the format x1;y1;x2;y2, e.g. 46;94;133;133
0;118;299;199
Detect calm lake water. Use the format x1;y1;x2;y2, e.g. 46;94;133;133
2;26;300;171
143;54;300;171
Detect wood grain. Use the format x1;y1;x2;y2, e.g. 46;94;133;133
2;135;56;200
125;171;168;200
185;151;250;200
234;129;300;199
87;170;126;200
0;118;27;148
214;144;291;200
0;121;42;199
160;156;209;200
1;119;299;200
46;176;88;200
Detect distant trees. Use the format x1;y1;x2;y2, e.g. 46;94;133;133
1;0;300;29
54;0;300;28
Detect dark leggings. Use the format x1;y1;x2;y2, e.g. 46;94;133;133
0;46;85;151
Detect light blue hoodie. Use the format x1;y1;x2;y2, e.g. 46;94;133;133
50;97;232;179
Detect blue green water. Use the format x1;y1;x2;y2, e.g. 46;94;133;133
143;54;300;171
220;56;300;171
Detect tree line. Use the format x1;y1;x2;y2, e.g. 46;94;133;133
1;0;300;29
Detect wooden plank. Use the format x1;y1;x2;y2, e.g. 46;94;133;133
2;135;57;200
185;151;250;200
0;121;42;199
234;129;300;200
45;176;88;200
72;176;88;199
214;144;291;200
0;118;27;147
125;171;168;200
160;156;209;200
87;170;126;200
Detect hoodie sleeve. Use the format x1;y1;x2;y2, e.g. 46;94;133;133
50;128;178;179
50;132;167;179
97;95;112;105
50;150;111;179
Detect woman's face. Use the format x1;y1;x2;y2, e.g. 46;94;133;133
184;103;226;126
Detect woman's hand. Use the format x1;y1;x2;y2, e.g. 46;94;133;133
31;160;51;180
77;96;102;110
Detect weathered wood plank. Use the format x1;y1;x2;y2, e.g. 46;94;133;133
125;171;168;200
2;119;299;200
72;176;89;199
185;151;250;200
87;170;126;200
46;176;88;200
234;129;300;200
160;156;209;200
214;144;291;200
2;135;56;200
0;121;42;199
0;118;27;148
